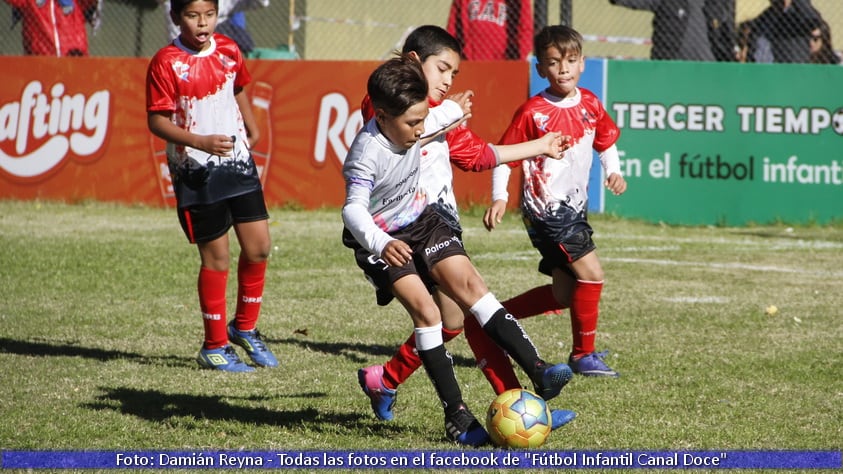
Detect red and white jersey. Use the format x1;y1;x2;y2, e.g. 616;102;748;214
500;87;620;218
146;34;252;170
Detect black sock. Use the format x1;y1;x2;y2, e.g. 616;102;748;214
418;344;463;414
481;308;546;385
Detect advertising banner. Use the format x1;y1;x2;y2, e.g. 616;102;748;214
0;57;529;209
604;61;843;225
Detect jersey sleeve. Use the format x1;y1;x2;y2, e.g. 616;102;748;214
583;89;621;152
445;125;498;172
146;51;177;113
498;106;533;168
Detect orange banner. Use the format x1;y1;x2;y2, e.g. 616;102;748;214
0;57;528;208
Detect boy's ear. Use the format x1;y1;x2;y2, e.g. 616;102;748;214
169;9;180;26
407;51;421;62
534;61;547;79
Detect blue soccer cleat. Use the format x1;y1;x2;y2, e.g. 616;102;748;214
357;365;397;421
197;344;255;372
444;404;490;447
550;409;577;430
227;321;279;368
534;362;574;401
569;350;620;377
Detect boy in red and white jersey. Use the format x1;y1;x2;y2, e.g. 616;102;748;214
485;25;627;377
146;0;278;372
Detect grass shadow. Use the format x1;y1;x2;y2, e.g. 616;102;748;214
0;337;191;367
269;336;477;368
83;387;378;431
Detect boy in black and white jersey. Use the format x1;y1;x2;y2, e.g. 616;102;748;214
342;55;572;446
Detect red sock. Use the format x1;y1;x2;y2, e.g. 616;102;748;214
198;266;228;349
570;280;603;358
502;284;565;320
463;315;521;394
382;327;462;390
233;257;266;331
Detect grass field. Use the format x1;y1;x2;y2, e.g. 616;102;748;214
0;200;841;472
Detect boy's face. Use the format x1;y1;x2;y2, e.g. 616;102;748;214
535;46;585;99
417;48;461;104
171;0;218;51
375;101;429;150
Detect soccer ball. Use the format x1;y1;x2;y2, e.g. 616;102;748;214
486;388;552;448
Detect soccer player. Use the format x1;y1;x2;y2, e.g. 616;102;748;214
342;54;572;446
355;25;576;429
146;0;278;372
484;25;627;377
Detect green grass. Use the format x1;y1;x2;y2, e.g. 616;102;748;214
0;201;841;472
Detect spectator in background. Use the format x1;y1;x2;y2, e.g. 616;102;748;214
608;0;736;61
809;18;841;64
446;0;532;60
5;0;101;56
743;0;821;63
162;0;268;55
705;0;737;61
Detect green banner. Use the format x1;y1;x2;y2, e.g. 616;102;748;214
605;61;843;225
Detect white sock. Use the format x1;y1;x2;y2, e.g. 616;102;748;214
415;322;444;351
469;292;501;327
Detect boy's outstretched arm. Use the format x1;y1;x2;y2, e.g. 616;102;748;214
493;132;571;165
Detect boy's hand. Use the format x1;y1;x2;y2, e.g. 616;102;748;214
447;90;474;118
605;172;627;195
198;134;237;157
381;239;413;267
541;132;572;159
483;199;508;231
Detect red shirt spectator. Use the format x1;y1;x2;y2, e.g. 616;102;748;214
5;0;99;56
446;0;533;60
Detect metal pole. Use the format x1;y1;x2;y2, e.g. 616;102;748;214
559;0;572;26
534;0;548;31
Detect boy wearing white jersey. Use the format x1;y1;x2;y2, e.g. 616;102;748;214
342;55;572;446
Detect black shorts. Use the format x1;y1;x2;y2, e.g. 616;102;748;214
522;207;596;277
342;206;467;306
177;189;269;243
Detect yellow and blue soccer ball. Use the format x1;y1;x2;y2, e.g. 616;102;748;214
486;388;552;448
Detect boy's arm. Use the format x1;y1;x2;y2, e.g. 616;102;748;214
420;95;470;144
147;111;234;156
483;164;512;231
599;144;627;195
234;87;260;148
492;132;569;165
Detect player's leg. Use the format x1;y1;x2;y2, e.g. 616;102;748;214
183;200;254;372
381;290;463;390
566;251;618;377
360;290;463;421
503;284;568;319
228;191;278;367
391;275;488;446
430;255;572;402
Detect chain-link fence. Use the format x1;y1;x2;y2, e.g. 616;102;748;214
1;0;840;63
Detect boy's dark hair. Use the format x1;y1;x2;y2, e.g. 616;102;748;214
367;55;428;118
534;25;583;58
170;0;218;16
402;25;462;62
